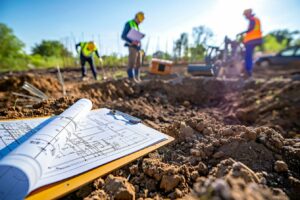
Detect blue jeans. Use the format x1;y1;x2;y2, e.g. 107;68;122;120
245;43;255;76
244;39;262;76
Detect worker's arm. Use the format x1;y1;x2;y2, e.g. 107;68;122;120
121;22;133;44
75;43;81;53
237;19;255;36
94;50;103;65
94;50;100;58
245;19;255;33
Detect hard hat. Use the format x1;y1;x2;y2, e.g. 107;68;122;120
87;41;96;51
136;12;145;23
243;9;252;16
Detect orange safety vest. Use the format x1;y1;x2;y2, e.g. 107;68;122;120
243;17;262;44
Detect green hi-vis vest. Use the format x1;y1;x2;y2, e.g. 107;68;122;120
129;20;139;31
80;42;97;57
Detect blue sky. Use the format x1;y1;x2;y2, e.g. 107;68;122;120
1;0;300;55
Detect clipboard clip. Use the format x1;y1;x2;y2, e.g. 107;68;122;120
110;110;141;124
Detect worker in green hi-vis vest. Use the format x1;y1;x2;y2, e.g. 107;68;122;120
75;41;101;80
121;12;145;82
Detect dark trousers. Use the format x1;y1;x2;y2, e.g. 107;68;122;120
80;54;97;79
244;39;262;76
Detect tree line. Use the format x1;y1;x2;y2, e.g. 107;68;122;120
0;23;299;71
0;23;127;71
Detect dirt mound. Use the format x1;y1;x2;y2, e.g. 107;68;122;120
104;115;299;199
103;175;135;200
163;115;277;171
192;159;289;200
78;79;137;107
0;73;63;109
235;79;300;137
0;73;61;95
140;78;240;106
89;115;298;199
0;96;77;119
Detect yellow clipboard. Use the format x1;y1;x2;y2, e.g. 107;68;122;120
26;136;174;200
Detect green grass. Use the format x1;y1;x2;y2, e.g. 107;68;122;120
0;54;128;72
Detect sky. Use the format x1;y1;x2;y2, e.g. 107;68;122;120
1;0;300;56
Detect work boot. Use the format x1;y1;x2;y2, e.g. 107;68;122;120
127;68;134;79
130;68;139;83
81;76;88;81
132;70;139;83
243;71;252;79
134;68;141;82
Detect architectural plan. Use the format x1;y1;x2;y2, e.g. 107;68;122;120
0;99;168;200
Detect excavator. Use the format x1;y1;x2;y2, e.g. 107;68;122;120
188;36;245;78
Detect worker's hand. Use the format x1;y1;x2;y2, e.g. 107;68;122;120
236;32;245;38
99;57;103;65
132;41;140;46
140;50;145;56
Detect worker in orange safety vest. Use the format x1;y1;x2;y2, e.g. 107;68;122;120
237;9;263;77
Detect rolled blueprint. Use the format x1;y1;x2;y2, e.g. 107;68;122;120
0;98;92;200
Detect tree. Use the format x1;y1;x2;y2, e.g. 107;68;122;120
294;38;300;46
32;40;72;57
191;26;213;61
262;29;300;53
262;34;288;53
173;32;189;59
173;39;182;58
190;44;206;61
269;29;299;47
0;23;27;70
192;26;213;46
152;50;172;60
180;33;189;58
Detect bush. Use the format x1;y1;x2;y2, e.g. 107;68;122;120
28;55;76;69
32;40;72;57
101;54;127;68
262;35;288;53
0;23;29;71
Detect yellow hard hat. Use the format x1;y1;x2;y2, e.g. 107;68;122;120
136;12;145;23
87;41;96;51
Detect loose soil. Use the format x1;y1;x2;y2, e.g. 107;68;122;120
0;65;299;200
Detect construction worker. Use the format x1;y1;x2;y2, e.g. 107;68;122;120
75;41;101;80
121;12;145;82
237;9;263;77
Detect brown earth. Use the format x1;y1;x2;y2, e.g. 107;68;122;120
0;66;299;200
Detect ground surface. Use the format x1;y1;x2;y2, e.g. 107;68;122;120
0;65;299;200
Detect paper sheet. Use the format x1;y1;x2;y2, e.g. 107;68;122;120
127;28;145;42
0;101;168;200
35;108;167;187
0;98;92;200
